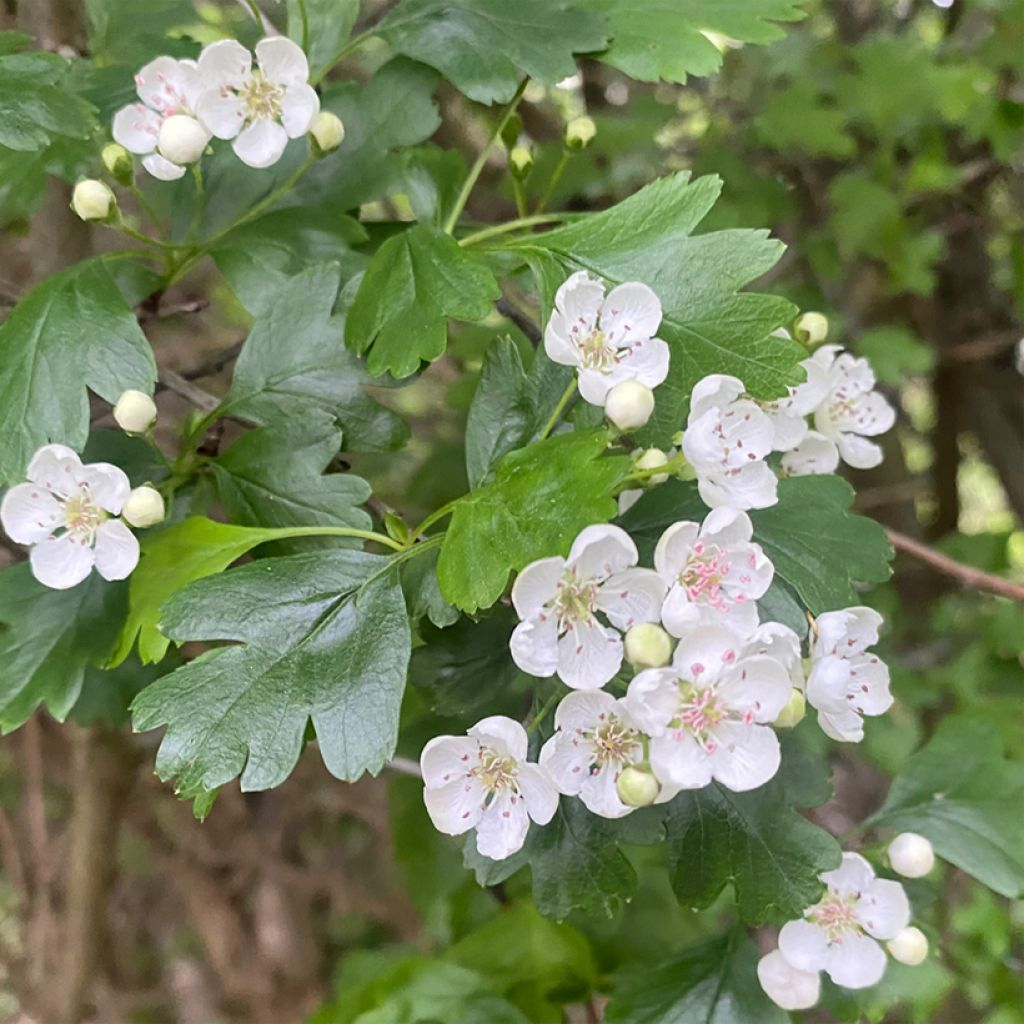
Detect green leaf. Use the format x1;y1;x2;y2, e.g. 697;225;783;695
620;475;893;613
0;566;127;731
132;549;411;792
0;258;157;483
512;173;801;441
288;0;360;76
438;430;630;614
867;718;1024;897
211;418;372;544
856;326;935;387
220;264;407;453
585;0;803;85
376;0;608;104
345;224;501;378
605;932;787;1024
756;81;854;158
0;51;95;151
401;545;458;629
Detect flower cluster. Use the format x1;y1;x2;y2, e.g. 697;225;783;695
112;36;321;176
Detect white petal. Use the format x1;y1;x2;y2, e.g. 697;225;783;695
615;336;670;389
280;83;319;137
553;689;617;731
649;732;713;790
420;734;479;787
660;585;703;638
511;556;565;618
475;793;530;859
544;314;581;367
718;657;792;723
778;919;830;973
255;36;310;86
195;88;246;140
688;374;746;422
809;344;842;371
27;444;82;496
1;484;62;544
599;282;663;346
814;606;882;657
781;431;840;477
707;721;780;792
539;734;590;795
580;765;632;818
197;39;252;89
510;614;560;678
817;706;865;743
134;56;190;113
557;618;622;689
822;851;876;897
653;520;700;580
624;668;680;734
518;763;558;825
858;878;911;940
596;568;665;630
617;489;643;515
424;778;485;835
469;716;528;761
142;153;186;181
768;408;809;452
77;462;131;514
568;523;637;581
757;950;821;1011
232;118;289;168
671;625;742;685
824;933;887;989
112;103;160;154
29;533;94;590
554;270;604;326
792;357;831;414
697;461;778;511
93;519;139;581
576;367;616;406
701;506;754;547
836;432;884;470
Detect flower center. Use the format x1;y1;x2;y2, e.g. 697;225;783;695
552;570;598;628
679;541;730;608
588;718;641;768
472;749;519;795
238;73;284;121
61;490;105;539
671;682;728;746
576;329;619;372
809;894;862;943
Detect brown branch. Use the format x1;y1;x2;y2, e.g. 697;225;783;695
886;528;1024;603
156;368;222;413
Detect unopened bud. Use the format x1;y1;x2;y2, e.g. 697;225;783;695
774;689;806;729
565;115;596;149
605;380;654;431
794;312;829;347
509;144;533;177
310;111;345;154
887;926;929;966
888;832;935;878
624;622;672;668
113;389;157;434
102;143;133;184
122;485;165;528
72;179;115;222
616;765;660;807
158;114;209;166
634;448;669;484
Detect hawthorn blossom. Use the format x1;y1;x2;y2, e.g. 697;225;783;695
778;852;911;989
421;716;557;860
113;56;210;180
807;607;892;742
808;346;896;470
539;691;645;818
759;341;831;452
654;508;774;637
196;37;319;169
510;524;665;690
681;375;778;510
0;445;139;590
544;271;670;407
625;624;791;795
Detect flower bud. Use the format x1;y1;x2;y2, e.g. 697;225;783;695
509;144;533;177
634;447;669;484
122;485;165;528
887;832;935;878
71;179;115;222
310;111;345;154
794;312;829;347
113;389;157;433
624;622;672;669
616;765;660;808
158;114;209;166
565;115;596;150
774;689;806;729
605;381;655;431
887;926;929;966
102;143;133;185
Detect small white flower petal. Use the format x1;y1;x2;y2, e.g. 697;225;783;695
475;791;531;859
112;102;160;154
197;38;252;89
280;83;320;137
835;432;884;470
757;950;821;1012
539;733;590;795
599;281;662;346
420;734;479;787
30;533;95;590
615;335;670;389
778;919;829;974
653;520;701;580
423;778;486;835
649;732;713;791
707;721;780;792
554;270;604;327
510;614;560;678
624;667;680;734
688;374;745;422
27;444;81;495
142;152;187;181
671;625;740;685
518;763;559;825
0;484;62;544
557;618;622;689
76;463;131;514
822;851;876;896
568;523;637;581
255;36;310;86
511;556;565;618
781;431;840;477
580;764;632;818
92;519;139;581
232;118;290;168
195;89;246;140
468;715;528;761
596;568;665;631
858;878;911;940
824;932;887;989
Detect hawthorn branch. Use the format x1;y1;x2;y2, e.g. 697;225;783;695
886;527;1024;603
495;296;541;345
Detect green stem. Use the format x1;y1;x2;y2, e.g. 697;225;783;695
526;687;562;736
512;176;528;219
406;500;458;547
144;429;174;472
296;0;310;53
188;164;205;243
538;379;578;441
623;452;687;484
536;149;570;215
443;78;530;236
128;184;163;233
310;29;375;86
112;220;181;251
458;212;565;248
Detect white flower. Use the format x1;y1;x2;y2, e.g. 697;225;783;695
780;430;840;477
778;852;911;989
539;691;645;818
420;715;557;860
1;445;139;590
544;271;670;408
112;56;210;181
809;346;896;470
887;832;935;878
681;374;778;510
196;37;320;169
757;950;821;1011
625;624;791;794
806;607;892;742
509;524;665;690
654;508;774;637
758;349;831;452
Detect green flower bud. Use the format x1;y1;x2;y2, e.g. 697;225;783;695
310;111;346;155
509;144;533;177
774;689;806;729
102;143;133;185
624;622;673;668
634;447;669;484
565;115;596;150
616;765;660;808
794;311;829;347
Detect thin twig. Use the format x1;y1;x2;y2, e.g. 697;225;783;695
886;527;1024;603
495;296;541;345
386;757;423;779
156;369;222;412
